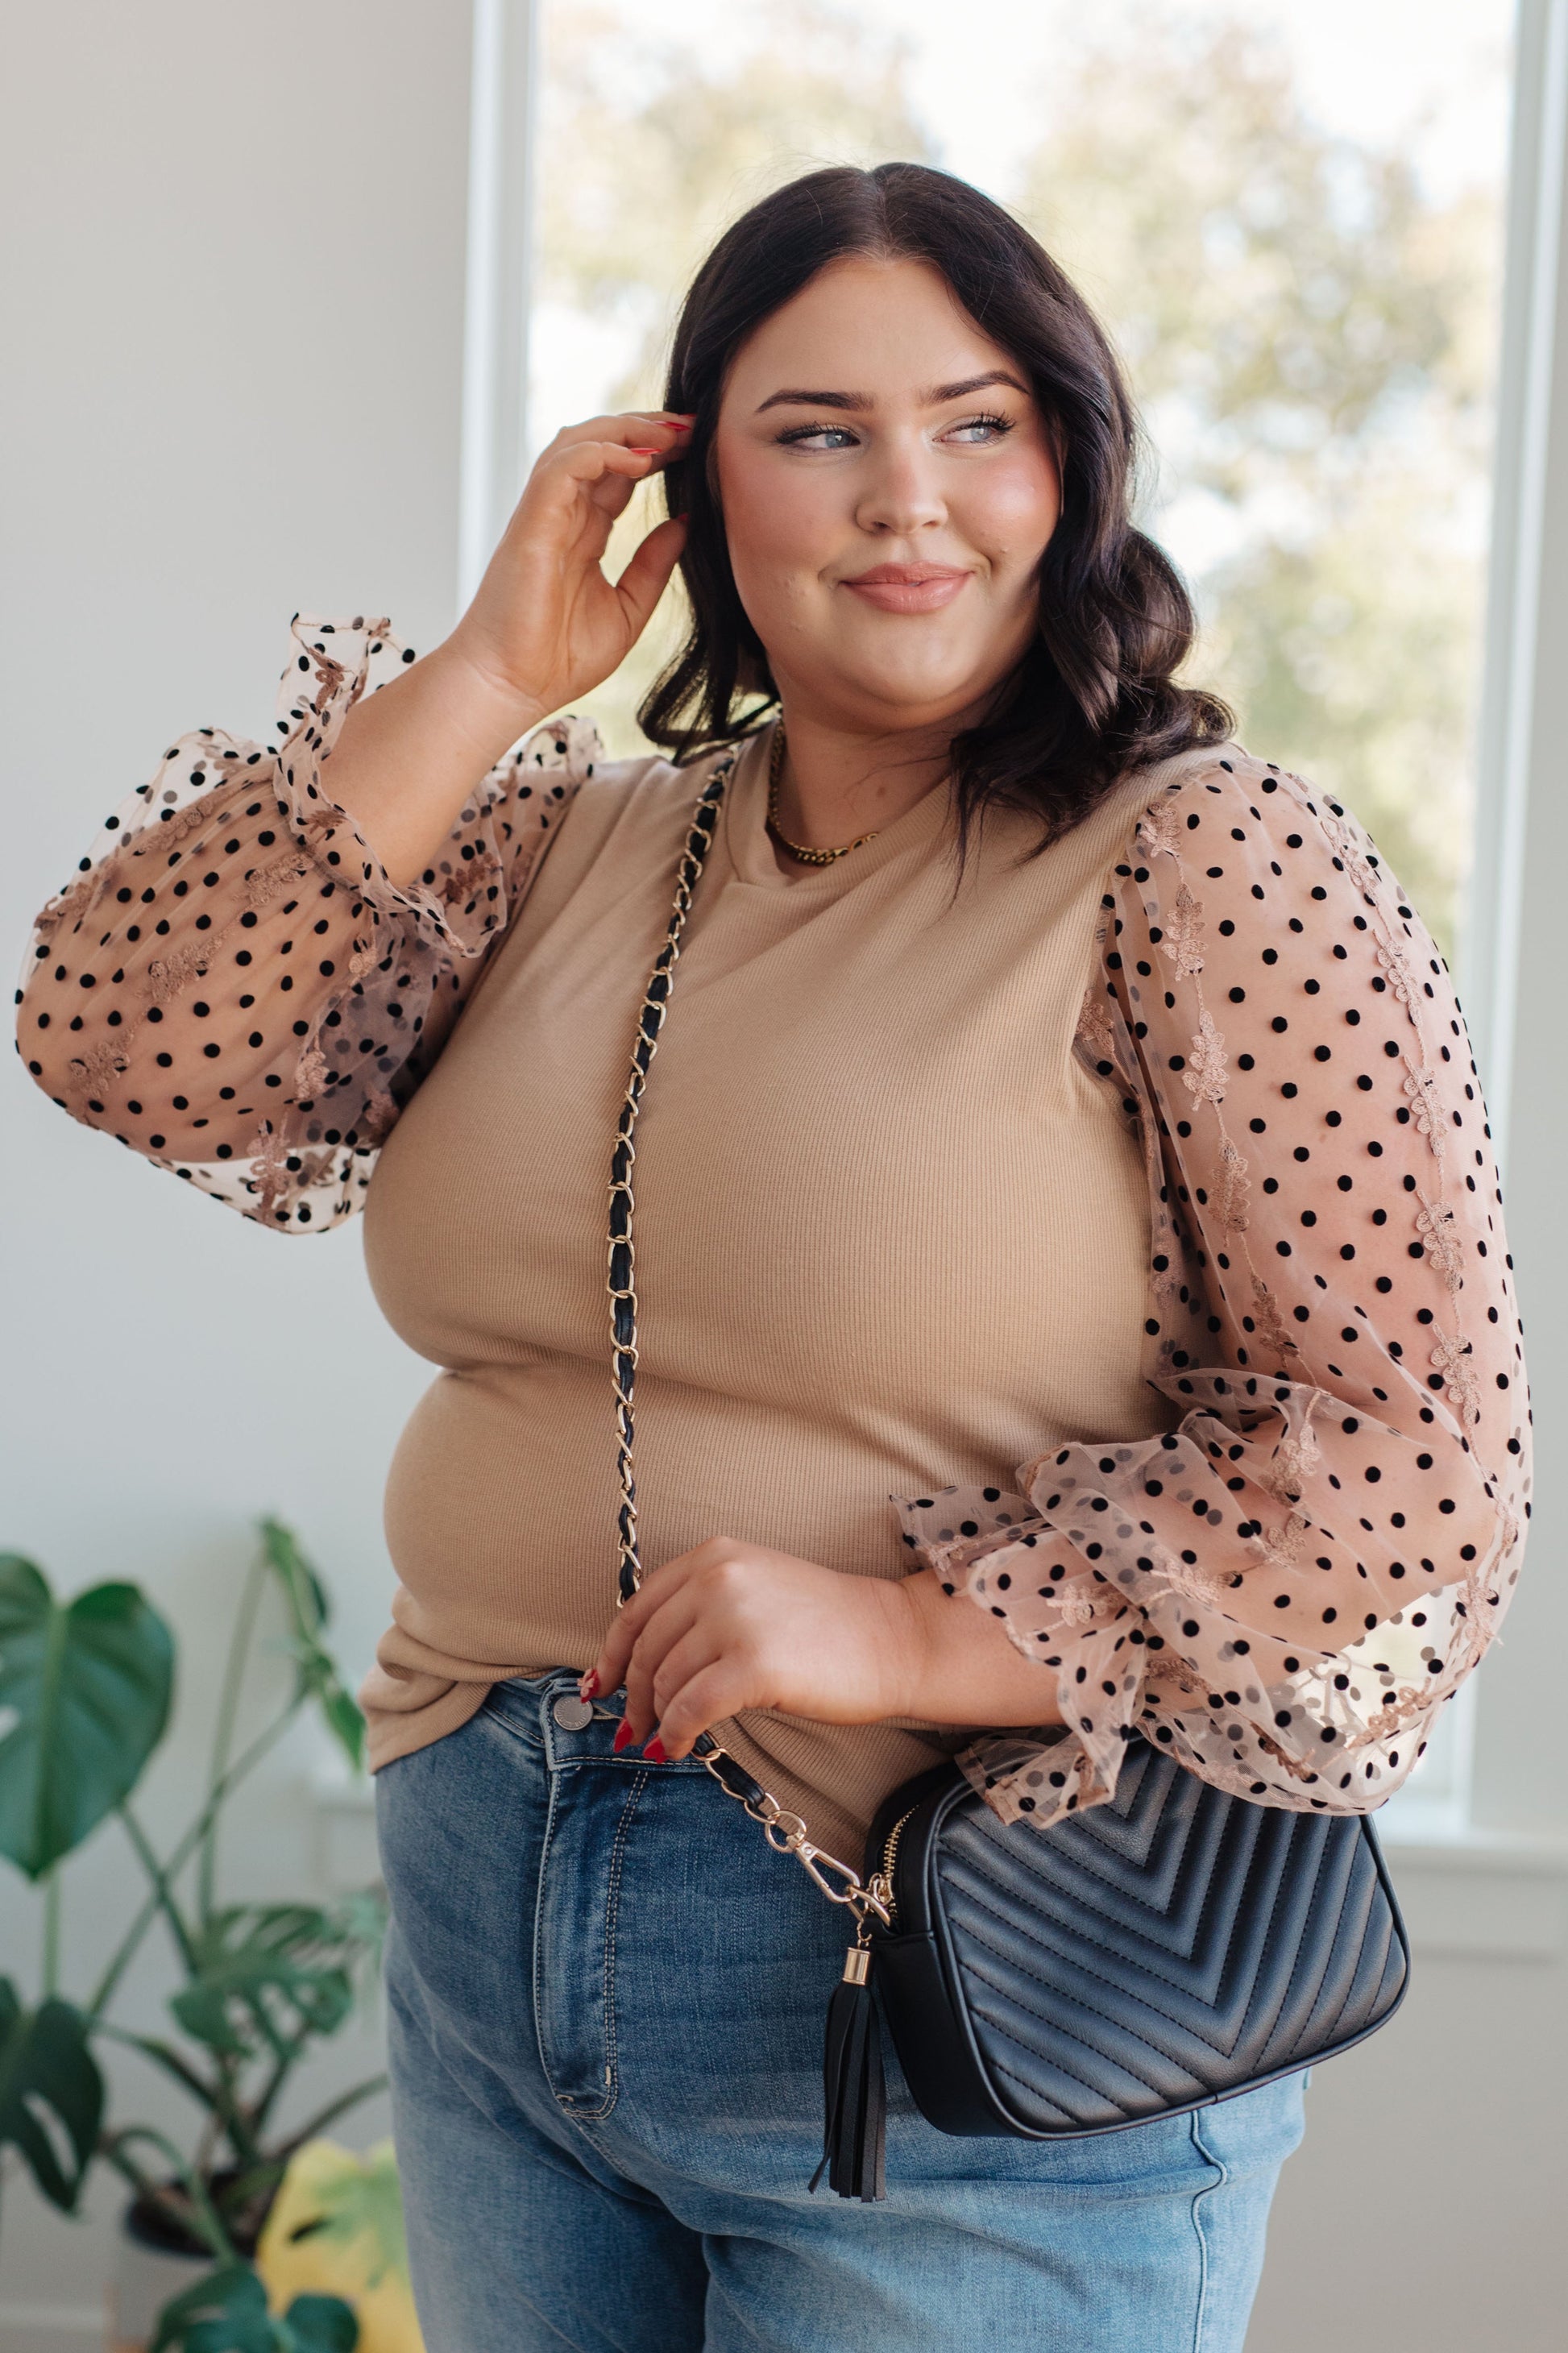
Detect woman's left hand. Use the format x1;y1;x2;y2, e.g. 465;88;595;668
582;1538;923;1762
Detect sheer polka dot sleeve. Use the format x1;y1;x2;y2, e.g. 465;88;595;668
905;749;1531;1825
15;615;598;1229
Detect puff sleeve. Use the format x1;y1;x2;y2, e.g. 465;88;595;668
905;749;1532;1825
15;615;599;1230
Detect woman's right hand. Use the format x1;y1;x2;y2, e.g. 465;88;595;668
316;409;694;886
449;409;694;727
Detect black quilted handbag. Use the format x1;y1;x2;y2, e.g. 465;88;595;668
604;753;1412;2203
858;1745;1408;2161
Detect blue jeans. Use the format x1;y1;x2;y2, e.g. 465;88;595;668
375;1668;1307;2352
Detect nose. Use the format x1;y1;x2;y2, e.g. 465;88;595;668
853;436;947;537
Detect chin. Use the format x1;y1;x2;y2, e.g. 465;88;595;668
822;611;1017;713
835;656;993;723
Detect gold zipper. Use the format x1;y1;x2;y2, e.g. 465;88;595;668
867;1806;917;1931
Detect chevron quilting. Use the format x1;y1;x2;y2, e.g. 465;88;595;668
927;1743;1405;2131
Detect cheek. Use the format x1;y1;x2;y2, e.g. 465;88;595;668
718;448;840;602
960;452;1061;570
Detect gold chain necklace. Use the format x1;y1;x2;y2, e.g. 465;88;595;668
764;721;881;865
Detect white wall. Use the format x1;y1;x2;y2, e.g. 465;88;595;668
0;0;471;2334
1252;1910;1567;2350
2;2;1565;2347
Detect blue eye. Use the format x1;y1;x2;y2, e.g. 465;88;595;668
948;413;1014;443
775;412;1017;450
776;423;859;450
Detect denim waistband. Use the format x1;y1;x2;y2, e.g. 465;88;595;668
479;1666;711;1774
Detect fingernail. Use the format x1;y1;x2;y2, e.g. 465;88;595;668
612;1719;637;1753
578;1669;599;1699
643;1736;668;1764
628;446;658;455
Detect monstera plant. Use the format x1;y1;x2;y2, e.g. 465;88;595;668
0;1520;388;2351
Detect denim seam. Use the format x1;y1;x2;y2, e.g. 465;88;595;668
534;1752;647;2130
529;1716;568;2114
591;1766;647;2123
1187;2108;1229;2353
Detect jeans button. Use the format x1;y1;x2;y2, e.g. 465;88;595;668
552;1693;594;1732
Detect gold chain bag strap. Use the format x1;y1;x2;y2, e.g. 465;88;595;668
605;742;894;2197
603;745;1412;2210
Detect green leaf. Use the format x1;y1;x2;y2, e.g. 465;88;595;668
150;2262;272;2353
0;1555;174;1879
171;1907;359;2063
280;2297;358;2353
257;1524;363;1771
0;1981;103;2212
151;2265;359;2353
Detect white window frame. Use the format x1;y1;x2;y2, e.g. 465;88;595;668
1379;0;1568;1845
1443;0;1568;1853
1462;0;1568;1147
458;0;541;612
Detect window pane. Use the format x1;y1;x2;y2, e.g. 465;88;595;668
535;0;1511;969
533;0;1512;1826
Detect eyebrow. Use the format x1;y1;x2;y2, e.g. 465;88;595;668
753;369;1029;414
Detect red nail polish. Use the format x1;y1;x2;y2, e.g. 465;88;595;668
579;1669;599;1698
643;1736;668;1764
612;1718;637;1753
628;446;659;455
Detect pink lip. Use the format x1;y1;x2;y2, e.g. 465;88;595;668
841;565;971;614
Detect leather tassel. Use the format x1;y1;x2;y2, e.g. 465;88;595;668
809;1946;887;2202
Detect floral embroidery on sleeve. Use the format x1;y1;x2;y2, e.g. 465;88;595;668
900;749;1531;1824
16;615;601;1230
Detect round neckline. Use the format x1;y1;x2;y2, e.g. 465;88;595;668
719;719;953;894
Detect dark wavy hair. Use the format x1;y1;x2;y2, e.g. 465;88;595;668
639;161;1232;851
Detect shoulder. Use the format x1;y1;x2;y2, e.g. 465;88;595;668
1076;739;1424;1077
517;714;733;811
1097;741;1388;918
499;712;691;834
1097;741;1287;839
508;717;740;873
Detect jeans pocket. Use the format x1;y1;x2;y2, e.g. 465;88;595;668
479;1667;565;1746
375;1702;551;2073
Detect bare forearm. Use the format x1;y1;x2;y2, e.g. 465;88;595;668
323;633;543;887
890;1569;1064;1730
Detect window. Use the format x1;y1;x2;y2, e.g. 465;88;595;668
515;0;1521;1831
533;0;1511;971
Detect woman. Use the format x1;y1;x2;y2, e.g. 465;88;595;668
19;164;1529;2351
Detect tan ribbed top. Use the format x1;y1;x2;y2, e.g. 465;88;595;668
355;724;1174;1861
